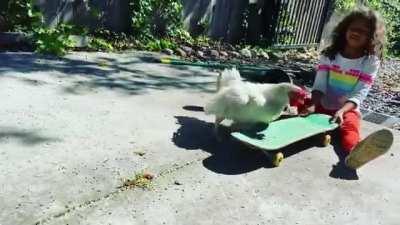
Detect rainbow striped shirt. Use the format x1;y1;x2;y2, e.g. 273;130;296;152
313;54;380;111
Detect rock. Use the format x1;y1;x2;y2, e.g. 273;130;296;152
283;54;288;61
297;53;308;60
209;49;220;58
134;151;146;156
240;48;252;58
143;172;155;180
200;46;208;51
260;51;269;59
389;100;400;106
70;35;90;48
175;48;187;57
310;50;319;59
0;32;28;45
298;47;307;53
162;48;174;55
220;51;229;57
229;51;241;58
269;51;283;60
251;49;259;58
181;46;194;56
196;50;205;58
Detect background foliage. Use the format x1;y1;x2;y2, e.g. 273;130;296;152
1;0;399;57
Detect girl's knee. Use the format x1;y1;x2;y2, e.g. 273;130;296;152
341;110;361;133
340;126;360;153
341;135;359;153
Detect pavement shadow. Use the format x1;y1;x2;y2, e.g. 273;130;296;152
0;127;60;146
172;116;266;175
0;52;216;95
172;115;321;175
182;105;205;112
328;133;359;180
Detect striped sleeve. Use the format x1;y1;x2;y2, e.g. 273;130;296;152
312;55;330;94
347;56;380;106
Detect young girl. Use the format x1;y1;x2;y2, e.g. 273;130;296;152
302;7;393;169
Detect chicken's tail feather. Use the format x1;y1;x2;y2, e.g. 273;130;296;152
217;68;241;91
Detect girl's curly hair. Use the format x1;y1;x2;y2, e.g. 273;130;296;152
322;7;386;60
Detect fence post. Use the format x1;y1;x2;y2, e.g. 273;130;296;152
227;0;248;43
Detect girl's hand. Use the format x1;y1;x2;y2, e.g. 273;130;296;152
299;105;315;117
330;109;344;125
331;102;356;125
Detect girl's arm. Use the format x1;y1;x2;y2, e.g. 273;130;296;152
299;56;329;115
311;90;324;105
312;55;330;96
299;90;323;115
331;101;356;124
347;56;380;107
331;56;380;124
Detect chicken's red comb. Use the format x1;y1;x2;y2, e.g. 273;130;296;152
290;86;309;108
295;85;308;98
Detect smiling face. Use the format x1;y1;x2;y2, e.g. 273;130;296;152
345;18;371;50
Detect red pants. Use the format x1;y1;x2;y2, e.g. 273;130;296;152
315;104;361;153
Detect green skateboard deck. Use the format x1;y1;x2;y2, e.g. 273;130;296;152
345;129;393;169
231;114;338;151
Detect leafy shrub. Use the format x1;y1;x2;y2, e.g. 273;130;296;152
89;38;114;52
1;0;42;32
129;0;186;40
32;24;74;56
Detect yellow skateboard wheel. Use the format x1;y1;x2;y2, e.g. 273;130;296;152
322;134;331;146
272;152;284;167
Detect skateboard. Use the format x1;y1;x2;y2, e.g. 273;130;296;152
231;114;339;167
345;129;393;169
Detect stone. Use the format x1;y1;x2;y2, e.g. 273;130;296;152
220;51;229;57
196;50;205;58
260;51;269;59
181;46;194;56
0;32;28;45
269;51;283;60
240;48;252;58
175;48;187;58
209;50;220;58
229;51;241;58
70;35;90;48
162;48;174;55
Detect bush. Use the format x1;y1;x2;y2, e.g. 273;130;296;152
128;0;186;41
1;0;42;32
89;38;114;52
145;39;177;51
32;24;74;56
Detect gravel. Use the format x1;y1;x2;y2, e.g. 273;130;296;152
362;59;400;117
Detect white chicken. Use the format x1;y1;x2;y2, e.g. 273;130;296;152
204;68;305;133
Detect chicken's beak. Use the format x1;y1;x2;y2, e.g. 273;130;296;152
289;89;307;107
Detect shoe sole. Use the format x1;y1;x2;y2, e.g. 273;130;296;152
345;129;393;170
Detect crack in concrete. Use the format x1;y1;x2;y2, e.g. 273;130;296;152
33;157;204;225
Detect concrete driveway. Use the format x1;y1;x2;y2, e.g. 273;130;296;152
0;52;399;225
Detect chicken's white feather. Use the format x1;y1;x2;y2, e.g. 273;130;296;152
205;68;300;124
